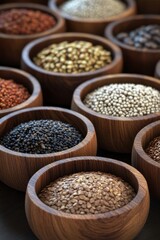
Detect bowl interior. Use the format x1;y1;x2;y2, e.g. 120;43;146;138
0;108;87;145
34;158;139;200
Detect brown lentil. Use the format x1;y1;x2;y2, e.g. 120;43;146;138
39;171;136;215
145;136;160;163
0;9;56;35
0;78;30;110
60;0;126;19
34;41;112;73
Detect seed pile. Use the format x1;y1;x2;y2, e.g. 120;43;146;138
83;83;160;117
39;171;136;215
117;24;160;49
34;41;112;73
0;120;83;154
60;0;126;19
0;9;56;35
145;136;160;163
0;78;30;110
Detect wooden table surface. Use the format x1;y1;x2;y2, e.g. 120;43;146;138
0;152;160;240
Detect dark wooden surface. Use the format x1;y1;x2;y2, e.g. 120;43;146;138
0;151;160;240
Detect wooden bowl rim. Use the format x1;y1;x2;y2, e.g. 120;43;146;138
155;60;160;78
72;73;160;121
22;32;122;77
49;0;136;23
105;14;160;53
133;120;160;169
0;66;41;115
26;156;147;220
0;106;96;158
0;3;65;39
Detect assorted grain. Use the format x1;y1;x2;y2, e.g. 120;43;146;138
39;171;136;215
116;24;160;49
33;41;112;73
0;78;30;110
0;120;83;154
83;83;160;117
60;0;126;19
145;136;160;163
0;9;56;35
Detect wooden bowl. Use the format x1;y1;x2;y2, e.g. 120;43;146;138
71;74;160;153
135;0;160;14
105;15;160;76
0;66;43;118
0;107;97;191
132;120;160;199
21;32;123;107
48;0;136;36
155;60;160;79
0;3;65;67
26;156;149;240
0;0;47;4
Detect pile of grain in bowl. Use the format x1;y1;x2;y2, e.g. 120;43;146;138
83;83;160;117
0;120;83;154
145;136;160;163
60;0;126;19
33;41;112;73
39;171;136;215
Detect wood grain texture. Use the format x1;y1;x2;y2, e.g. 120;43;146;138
71;74;160;153
135;0;160;14
25;156;149;240
155;60;160;79
0;3;65;67
132;120;160;199
105;15;160;76
48;0;136;36
0;107;97;191
0;67;43;117
21;32;123;107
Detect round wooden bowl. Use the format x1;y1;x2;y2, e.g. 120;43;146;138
0;66;43;118
21;32;123;107
0;107;97;191
71;74;160;153
105;15;160;76
0;3;65;67
132;120;160;199
0;0;47;4
48;0;136;36
155;60;160;79
26;156;149;240
135;0;160;14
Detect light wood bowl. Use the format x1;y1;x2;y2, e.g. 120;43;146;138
26;156;149;240
21;32;123;107
71;74;160;153
0;66;43;118
0;107;97;191
105;15;160;76
132;120;160;199
1;0;47;4
155;60;160;79
135;0;160;14
0;3;65;67
48;0;136;36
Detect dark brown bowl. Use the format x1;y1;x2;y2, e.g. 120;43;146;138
0;3;65;67
132;120;160;198
21;32;123;107
155;60;160;79
105;15;160;76
0;107;97;191
135;0;160;14
0;66;43;117
71;73;160;153
0;0;47;4
48;0;136;36
26;156;149;240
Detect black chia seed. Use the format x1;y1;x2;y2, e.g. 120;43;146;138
0;120;83;154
